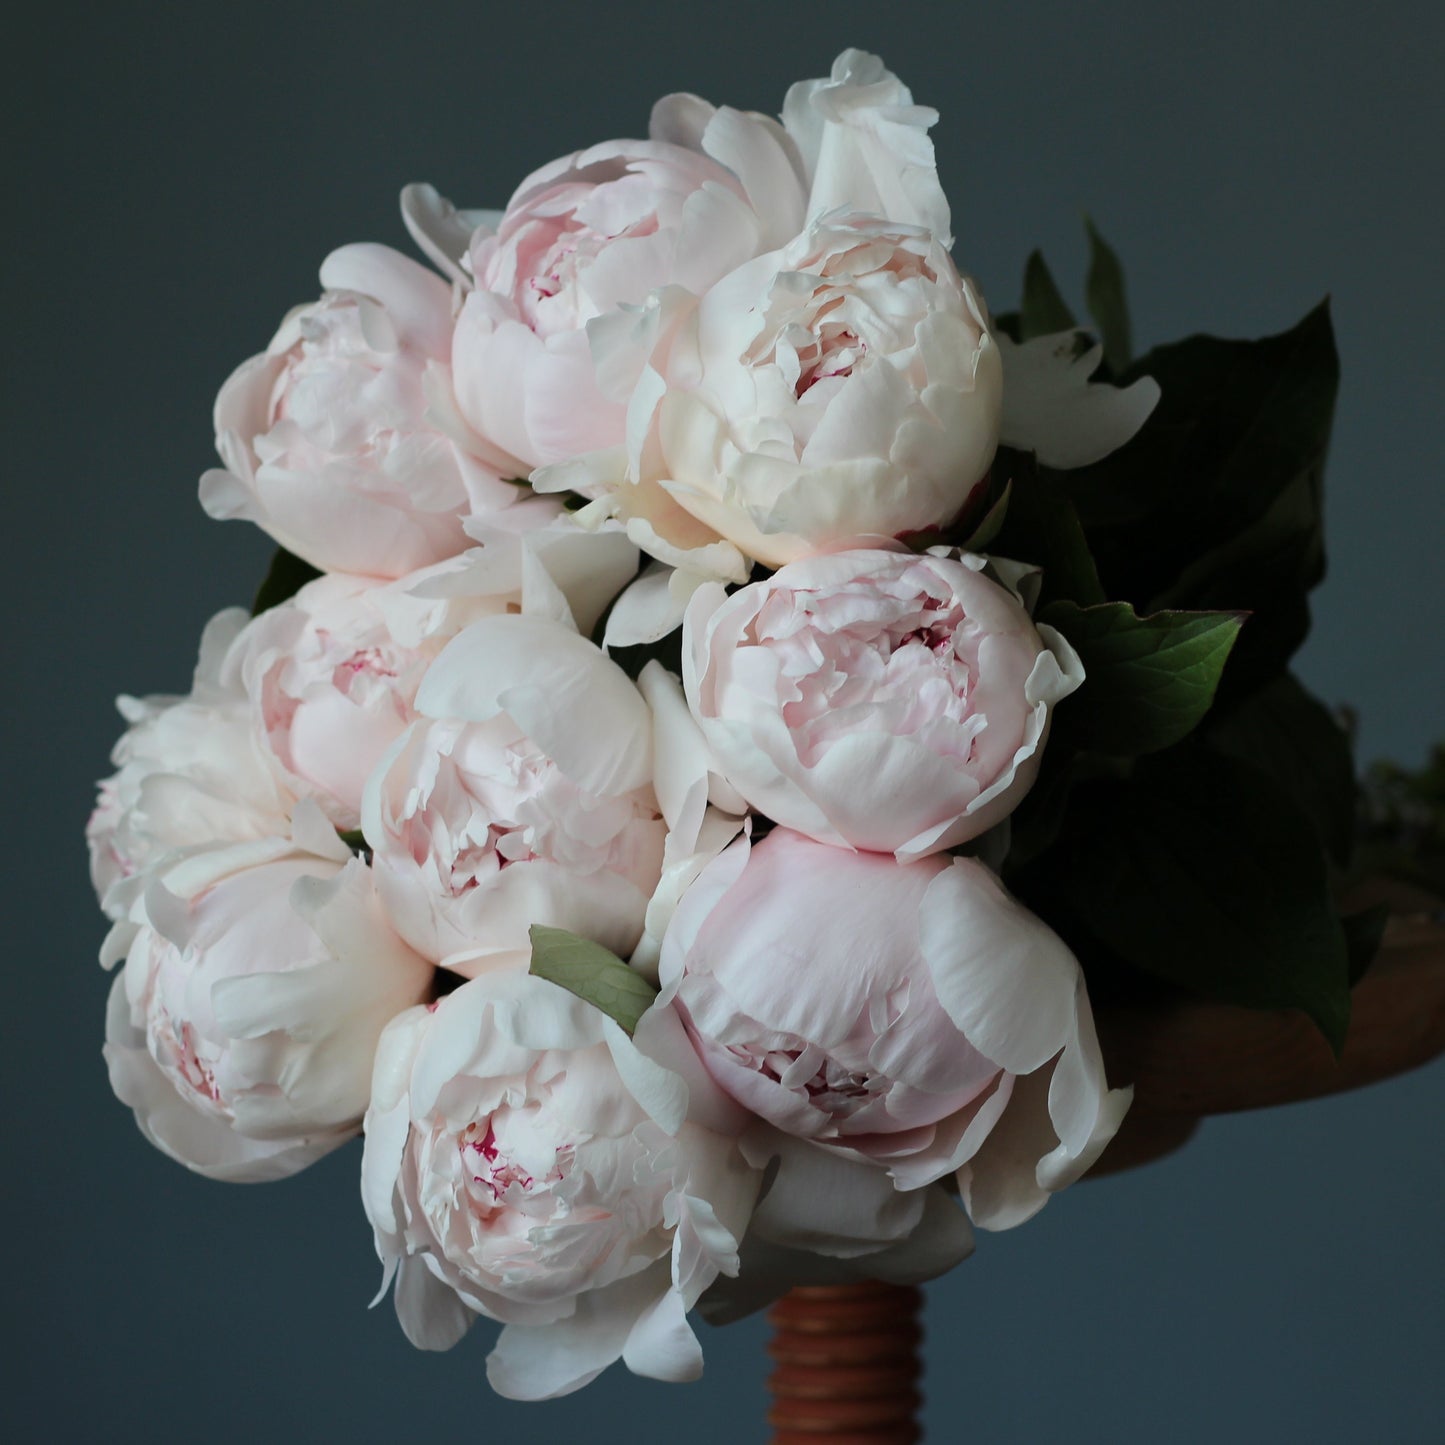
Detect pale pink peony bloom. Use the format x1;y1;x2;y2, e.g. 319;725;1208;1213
363;614;666;972
88;609;293;928
201;243;521;578
451;134;787;470
556;213;1002;584
683;548;1083;860
361;970;758;1396
659;829;1130;1228
105;846;433;1182
234;575;437;829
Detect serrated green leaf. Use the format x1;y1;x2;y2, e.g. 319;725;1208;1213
1020;251;1076;339
1033;749;1352;1053
1206;673;1357;866
1083;216;1132;374
527;925;657;1035
1044;601;1243;755
251;546;322;616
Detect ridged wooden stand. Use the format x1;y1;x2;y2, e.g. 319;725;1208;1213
765;885;1445;1443
768;1282;924;1444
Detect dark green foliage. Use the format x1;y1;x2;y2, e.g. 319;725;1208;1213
1017;749;1353;1053
1020;251;1076;338
1083;216;1133;374
251;546;322;615
989;235;1369;1046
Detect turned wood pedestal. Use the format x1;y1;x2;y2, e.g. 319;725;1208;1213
765;886;1445;1443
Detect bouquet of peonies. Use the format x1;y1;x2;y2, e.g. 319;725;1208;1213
89;50;1375;1401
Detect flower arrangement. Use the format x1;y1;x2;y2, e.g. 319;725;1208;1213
89;48;1403;1405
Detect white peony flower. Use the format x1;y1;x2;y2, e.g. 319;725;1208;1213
363;614;666;973
551;212;1001;584
451;136;781;470
105;844;433;1182
201;243;522;578
659;829;1131;1223
88;609;293;933
682;548;1083;860
361;970;759;1397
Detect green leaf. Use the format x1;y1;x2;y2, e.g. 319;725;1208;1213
987;450;1104;608
1033;750;1352;1053
990;309;1022;344
602;628;685;683
336;828;370;858
1043;601;1244;755
960;479;1012;552
527;925;657;1035
589;559;686;681
252;546;322;616
1002;748;1078;870
1147;464;1324;702
1063;303;1339;650
1341;904;1389;988
1020;251;1076;339
1206;673;1357;866
1083;216;1132;374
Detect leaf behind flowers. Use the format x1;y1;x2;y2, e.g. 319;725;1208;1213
1061;302;1339;694
1024;749;1353;1054
1083;216;1133;374
987;451;1104;608
528;926;657;1035
1043;600;1243;755
252;546;322;616
1205;672;1358;867
1019;250;1077;339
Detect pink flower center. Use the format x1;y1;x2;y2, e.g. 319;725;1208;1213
150;1007;224;1107
463;1123;535;1198
456;1115;571;1216
747;576;982;770
795;323;866;397
442;820;538;894
332;646;399;696
727;1039;881;1121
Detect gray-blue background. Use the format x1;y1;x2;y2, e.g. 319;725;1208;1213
6;3;1442;1440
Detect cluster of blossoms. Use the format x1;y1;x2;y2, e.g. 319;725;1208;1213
91;51;1153;1399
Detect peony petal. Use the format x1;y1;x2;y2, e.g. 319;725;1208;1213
415;614;653;795
918;859;1080;1074
622;1286;704;1383
393;1256;476;1351
486;1269;664;1400
740;1129;926;1259
605;563;688;649
400;181;499;287
998;331;1161;469
318;243;453;357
